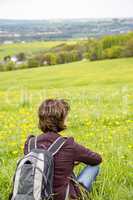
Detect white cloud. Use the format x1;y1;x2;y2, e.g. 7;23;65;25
0;0;133;19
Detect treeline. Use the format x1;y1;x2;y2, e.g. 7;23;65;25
86;32;133;61
0;32;133;71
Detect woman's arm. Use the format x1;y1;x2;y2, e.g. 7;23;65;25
73;141;102;166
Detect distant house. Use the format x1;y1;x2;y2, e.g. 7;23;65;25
43;61;48;65
11;56;18;63
4;41;13;45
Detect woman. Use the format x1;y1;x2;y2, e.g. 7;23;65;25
24;99;102;200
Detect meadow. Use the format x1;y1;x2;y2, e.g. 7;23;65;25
0;57;133;200
0;40;76;59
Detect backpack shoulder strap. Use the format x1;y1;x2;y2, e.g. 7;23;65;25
48;136;66;156
28;136;38;153
28;135;66;155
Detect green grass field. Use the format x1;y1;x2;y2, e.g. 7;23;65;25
0;57;133;200
0;40;76;59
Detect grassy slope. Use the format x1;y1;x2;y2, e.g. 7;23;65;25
0;58;133;90
0;58;133;200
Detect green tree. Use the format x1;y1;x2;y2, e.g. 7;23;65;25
28;58;40;68
43;53;57;65
0;63;5;71
16;52;26;61
101;35;128;49
87;40;103;61
103;46;123;59
3;55;11;62
5;61;15;71
123;38;133;57
57;52;68;64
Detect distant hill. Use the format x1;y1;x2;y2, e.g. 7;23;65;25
0;18;133;43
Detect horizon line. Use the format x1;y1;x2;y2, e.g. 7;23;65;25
0;17;133;21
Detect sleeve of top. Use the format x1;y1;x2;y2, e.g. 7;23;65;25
73;141;102;166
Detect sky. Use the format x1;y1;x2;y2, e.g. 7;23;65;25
0;0;133;20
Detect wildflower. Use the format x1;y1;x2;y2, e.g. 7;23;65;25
128;145;132;149
12;151;18;155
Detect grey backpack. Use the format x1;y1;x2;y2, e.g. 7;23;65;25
10;136;66;200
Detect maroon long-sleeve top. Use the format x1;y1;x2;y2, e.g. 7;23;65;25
24;131;102;200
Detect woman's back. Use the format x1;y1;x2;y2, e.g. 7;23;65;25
24;131;102;200
24;132;78;200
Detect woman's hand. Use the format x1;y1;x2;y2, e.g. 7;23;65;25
74;161;80;166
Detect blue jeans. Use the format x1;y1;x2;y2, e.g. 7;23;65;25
75;165;100;192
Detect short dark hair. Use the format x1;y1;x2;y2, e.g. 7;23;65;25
38;99;70;133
